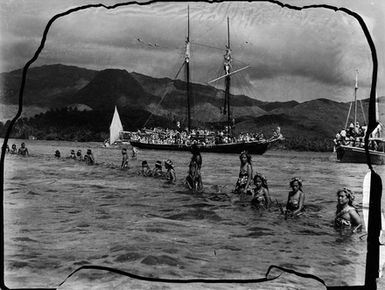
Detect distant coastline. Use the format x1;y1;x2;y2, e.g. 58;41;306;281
1;64;378;153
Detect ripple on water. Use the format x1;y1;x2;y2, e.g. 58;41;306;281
141;255;181;267
114;252;142;262
7;260;29;270
26;191;40;196
165;209;223;222
12;237;38;242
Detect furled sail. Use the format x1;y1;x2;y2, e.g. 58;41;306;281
109;106;123;145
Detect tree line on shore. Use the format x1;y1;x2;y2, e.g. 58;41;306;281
0;107;334;152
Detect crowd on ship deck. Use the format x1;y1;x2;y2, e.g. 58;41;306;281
129;126;282;146
334;121;384;151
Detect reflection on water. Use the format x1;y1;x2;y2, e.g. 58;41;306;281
3;139;383;289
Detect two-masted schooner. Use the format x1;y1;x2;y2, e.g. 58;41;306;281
129;7;283;154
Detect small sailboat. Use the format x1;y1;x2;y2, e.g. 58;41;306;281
334;70;385;165
130;8;283;154
104;106;130;147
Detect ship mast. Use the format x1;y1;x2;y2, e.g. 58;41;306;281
185;6;191;132
224;17;232;137
354;69;358;129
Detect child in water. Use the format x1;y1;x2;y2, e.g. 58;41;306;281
84;149;95;165
335;188;361;230
234;151;253;197
69;150;76;159
132;146;138;159
76;150;83;161
286;177;305;216
18;142;29;156
164;159;176;184
186;144;203;192
10;144;17;154
152;160;163;177
121;148;129;169
251;173;271;208
138;160;152;176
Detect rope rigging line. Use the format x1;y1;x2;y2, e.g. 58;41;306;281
191;41;223;51
142;47;186;128
359;99;367;125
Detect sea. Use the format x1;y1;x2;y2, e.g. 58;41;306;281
3;139;385;289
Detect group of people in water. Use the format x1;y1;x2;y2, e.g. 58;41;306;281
5;142;29;156
233;150;362;230
55;148;96;165
5;141;362;231
130;146;362;231
135;144;200;189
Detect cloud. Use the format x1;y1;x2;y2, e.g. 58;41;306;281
0;0;383;102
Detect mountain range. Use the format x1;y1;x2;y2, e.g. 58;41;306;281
1;64;382;144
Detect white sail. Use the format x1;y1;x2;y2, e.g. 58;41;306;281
109;106;123;145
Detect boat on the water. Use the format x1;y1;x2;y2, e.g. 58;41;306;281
336;141;385;165
130;136;282;154
129;7;283;154
104;106;131;147
334;70;385;165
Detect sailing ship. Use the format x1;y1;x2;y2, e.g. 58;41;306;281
334;70;385;165
130;8;283;154
104;106;130;147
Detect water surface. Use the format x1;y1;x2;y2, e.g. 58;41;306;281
3;139;384;289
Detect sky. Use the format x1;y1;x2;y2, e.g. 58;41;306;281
1;0;384;103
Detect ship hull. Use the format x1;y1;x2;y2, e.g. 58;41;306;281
335;145;385;165
130;139;280;154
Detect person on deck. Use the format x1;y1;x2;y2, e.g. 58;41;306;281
234;151;253;198
251;173;271;209
165;159;176;184
186;144;203;192
121;148;129;169
334;188;361;230
285;177;306;216
18;142;29;157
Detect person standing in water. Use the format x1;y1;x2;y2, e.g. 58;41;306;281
138;160;152;176
55;150;61;158
69;150;76;159
152;160;163;177
234;151;253;198
10;144;17;154
186;144;203;192
84;149;95;165
334;188;361;230
18;142;29;156
285;177;305;216
164;159;176;184
132;146;138;159
76;150;83;161
251;173;271;208
121;148;129;169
